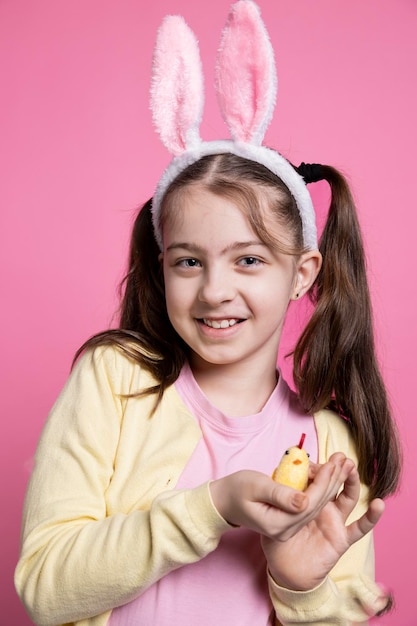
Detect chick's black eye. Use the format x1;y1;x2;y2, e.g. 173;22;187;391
285;450;289;455
307;453;310;458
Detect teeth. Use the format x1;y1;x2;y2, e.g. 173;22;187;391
203;318;238;329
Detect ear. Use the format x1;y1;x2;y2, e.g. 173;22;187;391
150;15;204;156
216;0;276;145
291;250;322;300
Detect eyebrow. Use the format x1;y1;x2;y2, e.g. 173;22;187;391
166;240;267;255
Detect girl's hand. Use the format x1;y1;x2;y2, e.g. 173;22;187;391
261;457;385;591
209;453;361;542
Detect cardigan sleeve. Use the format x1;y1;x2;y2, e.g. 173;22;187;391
14;347;229;626
268;410;388;625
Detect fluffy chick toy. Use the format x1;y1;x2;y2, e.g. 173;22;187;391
272;433;310;491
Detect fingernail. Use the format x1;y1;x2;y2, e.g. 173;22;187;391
291;492;306;509
376;582;389;595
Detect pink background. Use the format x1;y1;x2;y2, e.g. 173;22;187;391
1;1;416;624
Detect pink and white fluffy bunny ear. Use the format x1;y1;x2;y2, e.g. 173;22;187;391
216;0;276;145
150;1;318;252
151;15;203;156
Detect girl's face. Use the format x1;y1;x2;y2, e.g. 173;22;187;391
161;185;318;376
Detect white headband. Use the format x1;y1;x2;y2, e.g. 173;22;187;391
150;0;318;251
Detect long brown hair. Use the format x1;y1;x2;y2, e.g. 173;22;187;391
293;164;401;500
76;153;401;500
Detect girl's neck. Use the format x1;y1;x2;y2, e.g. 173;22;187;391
189;359;279;417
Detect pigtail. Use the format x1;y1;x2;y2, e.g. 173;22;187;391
293;166;401;500
74;199;187;408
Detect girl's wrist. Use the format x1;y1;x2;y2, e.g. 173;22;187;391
267;567;326;593
209;478;232;525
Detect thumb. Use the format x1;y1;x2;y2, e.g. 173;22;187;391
263;478;309;513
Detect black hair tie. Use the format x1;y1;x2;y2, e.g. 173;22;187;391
298;162;325;184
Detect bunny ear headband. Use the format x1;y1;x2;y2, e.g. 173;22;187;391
150;0;319;251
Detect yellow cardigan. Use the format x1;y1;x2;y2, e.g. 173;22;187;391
15;347;385;626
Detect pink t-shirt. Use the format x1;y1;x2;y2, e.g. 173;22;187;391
109;365;317;626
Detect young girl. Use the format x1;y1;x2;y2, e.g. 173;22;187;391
15;2;401;625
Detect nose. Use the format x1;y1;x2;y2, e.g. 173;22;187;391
198;266;235;305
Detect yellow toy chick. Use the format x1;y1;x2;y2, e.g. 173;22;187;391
272;433;310;491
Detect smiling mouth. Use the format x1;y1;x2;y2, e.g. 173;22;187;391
202;318;242;329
